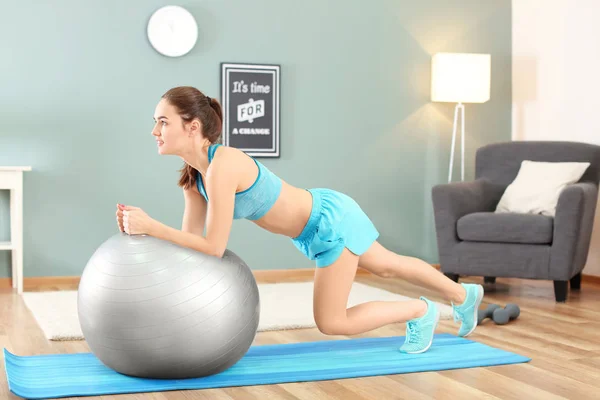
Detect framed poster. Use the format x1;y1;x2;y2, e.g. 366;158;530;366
221;62;280;157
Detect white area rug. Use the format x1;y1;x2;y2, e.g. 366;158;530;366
22;282;453;341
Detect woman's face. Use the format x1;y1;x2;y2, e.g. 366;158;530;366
151;99;201;156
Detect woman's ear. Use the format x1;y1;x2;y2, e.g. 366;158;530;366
189;119;202;137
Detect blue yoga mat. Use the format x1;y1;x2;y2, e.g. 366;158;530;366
4;333;529;399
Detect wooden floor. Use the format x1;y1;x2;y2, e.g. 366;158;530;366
2;273;600;399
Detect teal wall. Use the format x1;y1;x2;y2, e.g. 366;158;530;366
0;0;511;277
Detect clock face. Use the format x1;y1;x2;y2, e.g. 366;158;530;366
147;6;198;57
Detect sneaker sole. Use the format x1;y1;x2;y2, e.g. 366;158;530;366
461;285;484;338
402;307;441;354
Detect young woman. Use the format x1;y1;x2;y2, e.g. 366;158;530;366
116;86;484;354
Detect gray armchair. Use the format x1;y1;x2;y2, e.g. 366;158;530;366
432;141;600;302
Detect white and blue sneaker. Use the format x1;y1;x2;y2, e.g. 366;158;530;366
452;283;484;337
399;297;440;354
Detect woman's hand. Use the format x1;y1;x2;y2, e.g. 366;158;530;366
117;204;160;236
116;204;125;232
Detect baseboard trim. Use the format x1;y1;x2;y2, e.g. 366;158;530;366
0;268;374;290
2;264;599;290
582;274;600;285
0;276;82;289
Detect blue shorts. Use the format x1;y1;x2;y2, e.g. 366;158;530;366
291;188;379;268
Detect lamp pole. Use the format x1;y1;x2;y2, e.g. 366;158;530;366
448;102;465;183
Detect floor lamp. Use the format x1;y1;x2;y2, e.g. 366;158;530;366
431;53;491;182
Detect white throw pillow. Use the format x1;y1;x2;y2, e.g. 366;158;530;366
495;160;590;217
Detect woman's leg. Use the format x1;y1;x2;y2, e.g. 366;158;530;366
358;240;484;338
358;241;467;305
312;247;429;336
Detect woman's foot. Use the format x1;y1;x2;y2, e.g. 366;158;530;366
399;297;440;354
452;283;484;337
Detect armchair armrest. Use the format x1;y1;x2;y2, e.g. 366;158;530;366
431;178;506;256
550;182;599;279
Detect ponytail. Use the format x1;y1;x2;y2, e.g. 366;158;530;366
178;164;198;190
207;97;223;127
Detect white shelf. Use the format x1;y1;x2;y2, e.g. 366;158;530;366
0;167;29;294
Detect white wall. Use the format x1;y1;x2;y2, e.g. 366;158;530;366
512;0;600;276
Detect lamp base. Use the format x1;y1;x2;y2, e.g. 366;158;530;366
448;102;465;183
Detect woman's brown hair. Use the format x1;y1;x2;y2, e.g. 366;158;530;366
160;86;223;190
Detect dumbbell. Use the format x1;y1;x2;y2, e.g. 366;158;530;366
477;303;520;325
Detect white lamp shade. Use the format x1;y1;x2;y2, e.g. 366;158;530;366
431;53;491;103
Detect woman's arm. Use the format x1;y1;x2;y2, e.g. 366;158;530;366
152;223;221;257
182;186;207;236
151;156;237;258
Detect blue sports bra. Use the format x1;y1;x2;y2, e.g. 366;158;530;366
196;144;283;220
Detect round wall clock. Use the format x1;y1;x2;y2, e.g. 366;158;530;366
147;6;198;57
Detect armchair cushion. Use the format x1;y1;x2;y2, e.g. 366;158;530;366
457;212;553;244
495;160;590;216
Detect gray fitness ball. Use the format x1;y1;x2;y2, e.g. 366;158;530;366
77;233;260;379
